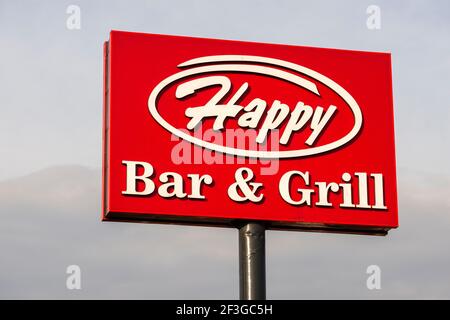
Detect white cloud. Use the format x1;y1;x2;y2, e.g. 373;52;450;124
0;165;449;299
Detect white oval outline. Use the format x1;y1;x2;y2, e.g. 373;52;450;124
148;55;362;159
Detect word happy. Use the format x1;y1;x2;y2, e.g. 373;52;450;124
175;76;337;145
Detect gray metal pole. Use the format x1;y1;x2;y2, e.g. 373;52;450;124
239;222;266;300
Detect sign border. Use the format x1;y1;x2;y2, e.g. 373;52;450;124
101;31;397;236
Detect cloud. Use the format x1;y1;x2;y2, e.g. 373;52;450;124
0;166;237;299
0;165;449;299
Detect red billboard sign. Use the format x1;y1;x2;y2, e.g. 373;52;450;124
102;30;398;235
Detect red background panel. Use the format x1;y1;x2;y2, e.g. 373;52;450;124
102;30;398;235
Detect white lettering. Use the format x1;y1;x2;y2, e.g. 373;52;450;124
122;160;155;195
177;76;337;147
122;161;212;199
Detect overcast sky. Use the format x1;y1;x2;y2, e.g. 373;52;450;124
0;0;449;299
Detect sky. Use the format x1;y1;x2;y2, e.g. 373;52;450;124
0;0;449;299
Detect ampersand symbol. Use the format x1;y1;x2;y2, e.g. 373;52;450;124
227;167;264;203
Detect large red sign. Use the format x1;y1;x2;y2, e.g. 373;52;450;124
102;30;398;235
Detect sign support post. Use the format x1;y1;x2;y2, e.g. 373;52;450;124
239;222;266;300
